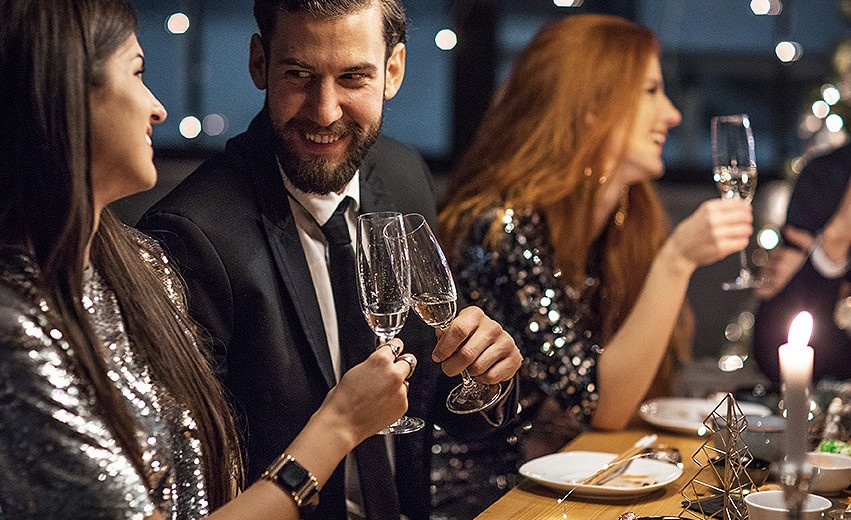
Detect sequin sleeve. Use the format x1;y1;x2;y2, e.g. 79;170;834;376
128;226;188;313
0;284;155;520
454;208;600;425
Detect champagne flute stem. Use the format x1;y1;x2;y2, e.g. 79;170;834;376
438;323;482;393
738;249;748;271
438;321;478;390
460;369;478;389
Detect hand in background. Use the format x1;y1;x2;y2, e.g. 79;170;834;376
432;306;522;384
754;226;813;300
821;179;851;265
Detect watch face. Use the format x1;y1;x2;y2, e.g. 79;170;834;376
280;459;310;488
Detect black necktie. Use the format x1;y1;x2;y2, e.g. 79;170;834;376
320;197;401;520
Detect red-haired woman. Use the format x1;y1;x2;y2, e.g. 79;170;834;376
435;14;753;514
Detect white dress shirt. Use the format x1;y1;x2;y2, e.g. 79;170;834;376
281;171;361;380
279;169;402;520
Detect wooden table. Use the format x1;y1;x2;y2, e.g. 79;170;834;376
475;428;707;519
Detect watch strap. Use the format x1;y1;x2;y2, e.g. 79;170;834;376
261;453;320;512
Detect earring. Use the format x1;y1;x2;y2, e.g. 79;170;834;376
614;186;629;227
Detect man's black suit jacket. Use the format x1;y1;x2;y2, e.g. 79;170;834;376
753;143;851;384
137;111;516;519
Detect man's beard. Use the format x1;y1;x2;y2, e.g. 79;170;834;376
273;117;381;195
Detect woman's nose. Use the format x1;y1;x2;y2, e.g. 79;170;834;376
664;95;681;128
150;89;167;124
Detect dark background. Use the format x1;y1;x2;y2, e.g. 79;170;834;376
115;0;850;366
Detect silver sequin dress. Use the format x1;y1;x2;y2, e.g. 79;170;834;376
431;207;603;518
0;234;210;520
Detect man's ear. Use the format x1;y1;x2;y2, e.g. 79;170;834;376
249;33;268;90
384;43;406;100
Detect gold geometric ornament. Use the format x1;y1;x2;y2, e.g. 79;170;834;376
679;393;760;520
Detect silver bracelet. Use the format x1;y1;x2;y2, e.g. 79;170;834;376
810;233;850;279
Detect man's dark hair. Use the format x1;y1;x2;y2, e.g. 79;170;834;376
254;0;407;56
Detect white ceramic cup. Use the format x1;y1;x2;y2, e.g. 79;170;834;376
745;490;832;520
807;452;851;495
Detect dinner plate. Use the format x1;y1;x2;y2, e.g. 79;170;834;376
638;397;772;435
519;450;683;498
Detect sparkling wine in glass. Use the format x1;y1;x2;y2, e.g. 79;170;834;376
400;213;502;414
711;113;758;291
356;212;424;434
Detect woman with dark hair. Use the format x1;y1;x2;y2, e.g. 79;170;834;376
435;14;753;514
0;0;412;518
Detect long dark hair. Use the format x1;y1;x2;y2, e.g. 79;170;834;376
0;0;242;508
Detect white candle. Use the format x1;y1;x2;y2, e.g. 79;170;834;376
778;311;814;468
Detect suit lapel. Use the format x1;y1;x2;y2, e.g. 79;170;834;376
240;112;336;389
359;151;397;214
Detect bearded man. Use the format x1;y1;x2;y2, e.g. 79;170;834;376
137;1;521;519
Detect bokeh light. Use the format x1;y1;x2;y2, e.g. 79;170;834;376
826;113;845;132
750;0;783;14
799;114;822;139
775;41;803;63
718;355;745;372
202;114;227;136
750;0;771;14
822;85;841;105
179;116;202;139
739;311;755;331
812;100;830;119
166;12;190;34
725;323;743;342
434;29;457;51
790;155;807;174
757;227;781;250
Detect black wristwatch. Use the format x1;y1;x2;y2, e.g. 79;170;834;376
261;453;320;512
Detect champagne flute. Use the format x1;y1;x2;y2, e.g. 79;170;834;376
400;213;502;414
356;212;424;434
711;113;758;291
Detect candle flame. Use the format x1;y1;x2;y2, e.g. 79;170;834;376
787;311;813;347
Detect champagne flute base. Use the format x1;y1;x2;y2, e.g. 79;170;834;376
377;414;425;435
721;269;762;291
721;279;755;291
446;381;502;414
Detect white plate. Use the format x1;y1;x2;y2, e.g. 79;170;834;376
639;397;772;435
519;450;683;498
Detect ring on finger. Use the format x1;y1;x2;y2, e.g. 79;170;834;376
397;353;417;380
377;340;403;357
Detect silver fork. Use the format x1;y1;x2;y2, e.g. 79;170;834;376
592;445;683;485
